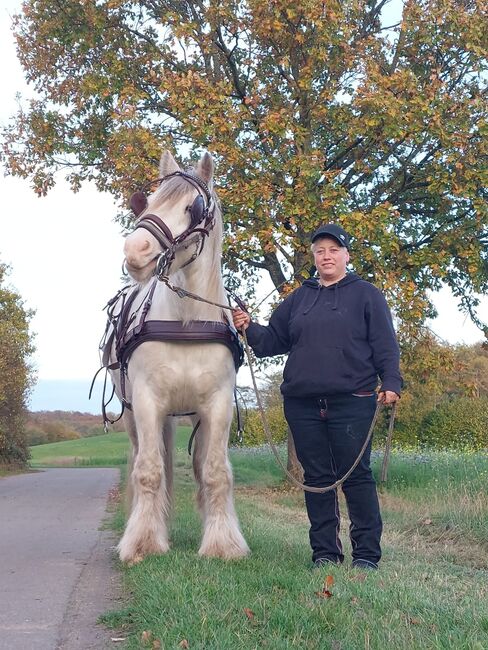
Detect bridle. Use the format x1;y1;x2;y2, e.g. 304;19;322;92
128;171;216;277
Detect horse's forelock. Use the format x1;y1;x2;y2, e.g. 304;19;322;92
149;172;195;211
149;167;217;211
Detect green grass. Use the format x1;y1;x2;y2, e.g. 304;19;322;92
29;434;488;648
29;426;193;467
109;448;488;650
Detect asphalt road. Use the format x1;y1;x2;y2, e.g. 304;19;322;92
0;467;122;650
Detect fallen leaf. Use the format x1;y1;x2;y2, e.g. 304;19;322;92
179;640;190;649
141;631;153;645
315;589;333;598
422;518;433;525
349;573;366;583
325;575;334;588
243;608;255;621
152;640;162;649
409;617;421;625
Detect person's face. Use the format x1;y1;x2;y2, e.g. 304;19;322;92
312;236;350;284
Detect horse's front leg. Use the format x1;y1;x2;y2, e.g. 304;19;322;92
196;390;249;560
118;385;170;564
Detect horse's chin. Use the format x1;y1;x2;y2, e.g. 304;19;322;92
125;259;157;283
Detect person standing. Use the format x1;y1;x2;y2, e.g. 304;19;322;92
232;224;402;569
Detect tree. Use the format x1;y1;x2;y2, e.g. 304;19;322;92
0;264;36;466
2;0;487;336
2;1;487;475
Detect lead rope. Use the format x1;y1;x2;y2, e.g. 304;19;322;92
159;275;397;492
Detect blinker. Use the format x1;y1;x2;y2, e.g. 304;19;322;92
190;194;205;226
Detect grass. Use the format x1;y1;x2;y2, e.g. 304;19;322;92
29;426;192;467
0;465;30;478
29;435;488;649
107;447;488;649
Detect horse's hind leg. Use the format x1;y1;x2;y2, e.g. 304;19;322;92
162;417;174;511
192;415;206;519
118;390;170;564
196;393;249;560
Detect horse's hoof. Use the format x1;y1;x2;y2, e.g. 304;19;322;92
198;542;250;560
118;536;169;564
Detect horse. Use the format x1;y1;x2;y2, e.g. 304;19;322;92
104;150;249;564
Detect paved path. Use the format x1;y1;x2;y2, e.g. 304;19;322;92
0;468;122;650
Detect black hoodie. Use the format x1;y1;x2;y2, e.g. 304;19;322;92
246;273;402;397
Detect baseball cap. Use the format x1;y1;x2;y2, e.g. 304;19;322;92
311;224;350;249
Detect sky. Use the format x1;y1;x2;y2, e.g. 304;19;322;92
0;1;487;412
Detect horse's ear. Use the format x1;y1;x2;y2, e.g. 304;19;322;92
159;150;180;177
130;191;148;217
196;152;214;188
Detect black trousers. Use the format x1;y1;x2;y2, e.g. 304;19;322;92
284;393;382;565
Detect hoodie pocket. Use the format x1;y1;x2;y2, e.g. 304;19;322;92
283;345;352;395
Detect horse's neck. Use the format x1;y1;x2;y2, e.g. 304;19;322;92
152;247;227;323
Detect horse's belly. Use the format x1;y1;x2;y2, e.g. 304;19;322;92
126;341;235;413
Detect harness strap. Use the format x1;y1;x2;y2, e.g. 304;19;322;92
119;320;244;371
187;420;201;456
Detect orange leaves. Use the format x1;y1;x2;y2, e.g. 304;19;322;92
5;0;488;339
315;574;334;599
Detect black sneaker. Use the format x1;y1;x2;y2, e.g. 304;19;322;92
352;559;378;570
313;557;341;569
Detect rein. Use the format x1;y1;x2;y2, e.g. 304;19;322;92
161;277;397;492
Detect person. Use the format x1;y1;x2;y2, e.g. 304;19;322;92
232;223;402;570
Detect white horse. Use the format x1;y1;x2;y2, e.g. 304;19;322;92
106;150;249;564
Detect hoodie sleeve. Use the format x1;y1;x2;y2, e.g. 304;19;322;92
366;288;403;395
245;292;295;358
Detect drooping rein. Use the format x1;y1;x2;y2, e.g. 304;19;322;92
104;150;249;564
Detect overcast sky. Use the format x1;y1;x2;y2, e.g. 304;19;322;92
1;1;487;411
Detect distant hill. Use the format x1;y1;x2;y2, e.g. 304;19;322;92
25;409;124;446
28;379;121;414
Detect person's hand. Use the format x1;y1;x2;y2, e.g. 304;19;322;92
377;390;400;405
232;308;251;332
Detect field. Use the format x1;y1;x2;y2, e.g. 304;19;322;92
30;434;488;649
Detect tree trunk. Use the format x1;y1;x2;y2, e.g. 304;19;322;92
287;426;303;482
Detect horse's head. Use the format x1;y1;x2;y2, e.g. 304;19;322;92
123;151;216;283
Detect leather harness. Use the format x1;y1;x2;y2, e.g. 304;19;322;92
95;279;243;427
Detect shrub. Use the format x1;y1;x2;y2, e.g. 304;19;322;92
419;397;488;451
231;404;287;447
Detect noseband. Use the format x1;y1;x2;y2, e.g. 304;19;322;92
129;171;216;276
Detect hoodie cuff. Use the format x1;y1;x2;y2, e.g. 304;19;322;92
379;380;402;396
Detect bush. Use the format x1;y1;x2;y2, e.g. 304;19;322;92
419;397;488;451
25;420;80;446
231;404;287;447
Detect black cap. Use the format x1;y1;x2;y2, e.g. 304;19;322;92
311;224;350;249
